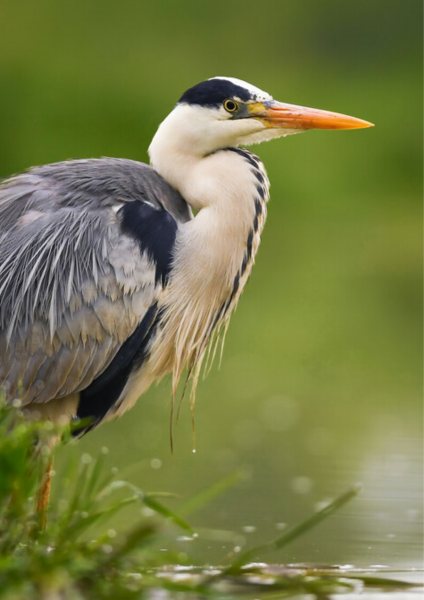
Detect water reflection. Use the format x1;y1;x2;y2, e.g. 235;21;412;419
145;564;423;599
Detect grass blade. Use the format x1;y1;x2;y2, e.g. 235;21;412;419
144;495;194;533
224;483;362;574
178;469;248;517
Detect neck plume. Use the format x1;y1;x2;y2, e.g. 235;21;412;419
147;137;270;420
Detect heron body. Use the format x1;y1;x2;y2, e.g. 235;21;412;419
0;77;372;435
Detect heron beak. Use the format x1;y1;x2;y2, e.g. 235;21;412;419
248;100;374;130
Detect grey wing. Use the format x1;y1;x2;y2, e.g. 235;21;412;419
0;158;191;407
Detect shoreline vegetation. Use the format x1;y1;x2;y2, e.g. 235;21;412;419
0;407;419;599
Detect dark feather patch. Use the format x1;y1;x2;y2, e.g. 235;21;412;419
253;170;264;185
246;230;254;261
225;272;241;313
240;253;249;277
256;184;265;199
76;302;159;433
179;79;252;107
120;201;177;285
255;198;263;216
226;147;259;168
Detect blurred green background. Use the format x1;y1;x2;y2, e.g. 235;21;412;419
1;0;422;566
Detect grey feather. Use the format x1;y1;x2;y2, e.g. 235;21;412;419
0;158;192;408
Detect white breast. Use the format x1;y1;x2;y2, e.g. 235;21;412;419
115;149;269;417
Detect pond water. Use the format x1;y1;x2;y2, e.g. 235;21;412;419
144;565;423;599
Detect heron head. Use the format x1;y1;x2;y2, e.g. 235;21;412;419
150;77;373;159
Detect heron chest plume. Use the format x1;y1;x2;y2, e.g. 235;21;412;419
120;148;269;414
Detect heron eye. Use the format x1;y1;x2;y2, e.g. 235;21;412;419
224;99;238;113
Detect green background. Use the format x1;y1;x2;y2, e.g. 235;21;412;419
1;0;422;566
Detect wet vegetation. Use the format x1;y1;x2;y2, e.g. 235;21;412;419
0;408;420;599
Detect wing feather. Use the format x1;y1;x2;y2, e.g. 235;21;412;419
0;158;191;410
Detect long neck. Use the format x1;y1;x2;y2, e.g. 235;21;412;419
150;131;269;283
148;124;269;394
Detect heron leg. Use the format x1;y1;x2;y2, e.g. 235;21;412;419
36;458;53;529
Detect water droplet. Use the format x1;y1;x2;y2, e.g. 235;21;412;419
81;453;92;465
315;498;332;512
242;525;256;533
108;529;117;538
101;446;109;455
150;458;162;469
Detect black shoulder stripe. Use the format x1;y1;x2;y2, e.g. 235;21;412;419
120;201;178;286
75;302;159;434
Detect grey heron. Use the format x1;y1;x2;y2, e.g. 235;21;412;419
0;77;372;514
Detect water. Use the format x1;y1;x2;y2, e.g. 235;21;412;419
144;564;423;599
73;380;422;570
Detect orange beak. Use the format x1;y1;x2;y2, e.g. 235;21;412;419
249;100;374;130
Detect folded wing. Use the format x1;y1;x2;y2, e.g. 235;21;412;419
0;158;191;415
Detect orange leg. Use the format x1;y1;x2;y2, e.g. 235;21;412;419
36;458;53;529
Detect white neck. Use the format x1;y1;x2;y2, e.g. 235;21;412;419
148;107;266;279
149;104;264;208
147;106;269;396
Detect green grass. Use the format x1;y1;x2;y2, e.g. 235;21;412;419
0;406;419;599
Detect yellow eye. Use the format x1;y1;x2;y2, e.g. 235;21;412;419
224;99;238;113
